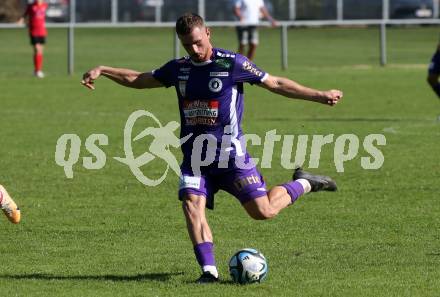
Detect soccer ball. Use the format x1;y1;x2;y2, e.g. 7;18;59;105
228;248;268;284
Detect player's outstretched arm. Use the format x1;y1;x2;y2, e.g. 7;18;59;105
258;74;343;106
81;66;164;90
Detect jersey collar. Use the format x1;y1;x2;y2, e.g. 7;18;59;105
189;48;216;67
190;59;213;66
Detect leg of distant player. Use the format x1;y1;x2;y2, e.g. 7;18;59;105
246;27;258;61
182;194;218;282
33;42;44;77
427;73;440;98
0;185;21;224
236;26;247;56
238;43;245;55
247;43;257;61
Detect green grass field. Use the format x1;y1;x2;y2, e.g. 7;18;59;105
0;26;439;297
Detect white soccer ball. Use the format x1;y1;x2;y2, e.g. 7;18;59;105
228;248;268;284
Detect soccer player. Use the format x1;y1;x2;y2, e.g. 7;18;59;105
81;13;343;283
18;0;48;78
233;0;277;60
427;43;440;98
0;185;21;224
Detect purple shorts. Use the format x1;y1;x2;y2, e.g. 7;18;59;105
178;158;267;209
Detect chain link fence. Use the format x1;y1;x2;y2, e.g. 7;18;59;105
1;0;438;23
1;0;438;73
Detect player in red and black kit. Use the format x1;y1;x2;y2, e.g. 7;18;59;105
18;0;48;78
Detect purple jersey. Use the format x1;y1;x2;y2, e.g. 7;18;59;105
152;48;267;162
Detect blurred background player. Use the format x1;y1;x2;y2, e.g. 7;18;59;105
427;43;440;99
0;185;21;224
18;0;48;78
233;0;277;61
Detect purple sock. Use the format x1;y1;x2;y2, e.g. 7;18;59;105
281;180;304;204
194;242;216;267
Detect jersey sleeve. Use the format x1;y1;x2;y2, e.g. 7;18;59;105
152;60;177;88
232;54;268;85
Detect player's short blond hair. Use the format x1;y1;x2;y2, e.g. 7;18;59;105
176;13;205;36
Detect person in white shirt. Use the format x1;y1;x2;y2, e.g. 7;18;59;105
234;0;277;60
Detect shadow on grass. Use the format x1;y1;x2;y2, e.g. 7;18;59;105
0;272;184;282
183;279;243;286
260;117;433;123
426;252;440;256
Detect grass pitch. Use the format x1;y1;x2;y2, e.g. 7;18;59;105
0;26;439;297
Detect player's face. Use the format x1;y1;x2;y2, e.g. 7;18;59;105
179;26;212;62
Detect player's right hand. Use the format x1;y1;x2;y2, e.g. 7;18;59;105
323;89;343;106
81;67;101;90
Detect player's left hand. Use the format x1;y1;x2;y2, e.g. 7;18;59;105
322;89;343;106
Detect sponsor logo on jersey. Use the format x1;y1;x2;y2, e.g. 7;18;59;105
183;100;219;126
215;58;233;69
216;52;236;58
208;78;223;92
210;72;229;77
242;60;263;77
178;75;189;80
179;67;191;72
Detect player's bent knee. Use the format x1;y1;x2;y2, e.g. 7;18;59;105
244;202;277;220
182;198;197;213
249;212;275;220
181;194;205;217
